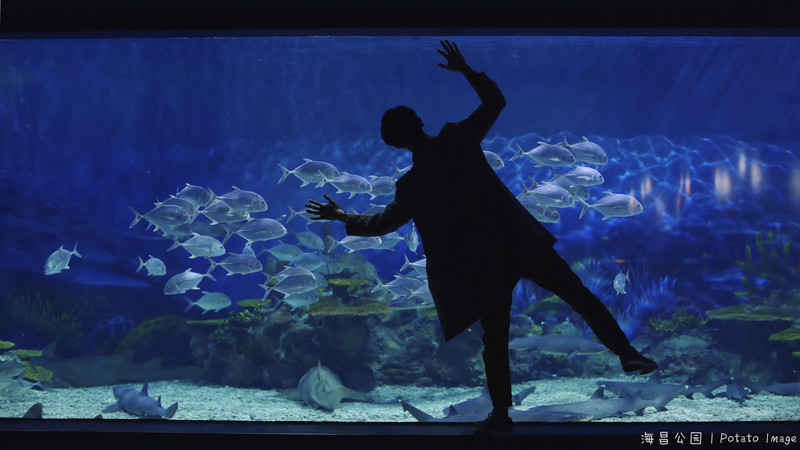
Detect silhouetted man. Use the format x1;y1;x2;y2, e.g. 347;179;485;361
306;40;657;436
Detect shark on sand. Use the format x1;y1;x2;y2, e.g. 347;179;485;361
280;361;371;411
102;382;178;419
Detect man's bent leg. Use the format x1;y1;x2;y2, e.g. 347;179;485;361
523;247;657;374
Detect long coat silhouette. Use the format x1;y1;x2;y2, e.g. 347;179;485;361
344;71;556;340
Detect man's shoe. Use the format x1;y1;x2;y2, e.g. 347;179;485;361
474;410;513;437
620;347;658;375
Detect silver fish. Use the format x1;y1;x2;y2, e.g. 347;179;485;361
176;183;214;208
260;272;317;297
278;159;342;187
404;223;420;253
316;172;372;199
212;186;268;213
367;175;397;199
579;193;644;220
510;142;576;167
563;136;608;165
129;205;192;231
44;242;82;275
291;252;329;272
294;229;326;251
521;179;574;208
613;269;630;295
164;269;216;295
561;166;605;186
136;255;166;276
167;233;225;258
265;242;305;261
278;290;320;311
210;253;263;276
199;201;250;225
327;235;382;253
184;291;232;314
483;150;505;170
233;218;287;244
372;274;426;299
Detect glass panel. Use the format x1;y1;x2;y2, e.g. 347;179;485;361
1;34;798;426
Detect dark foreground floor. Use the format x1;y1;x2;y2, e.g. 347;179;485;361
2;420;799;450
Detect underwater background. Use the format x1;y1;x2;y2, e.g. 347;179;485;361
1;34;799;419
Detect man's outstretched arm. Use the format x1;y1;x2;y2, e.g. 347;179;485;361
305;194;410;237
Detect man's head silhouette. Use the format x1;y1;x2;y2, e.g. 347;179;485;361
381;106;425;149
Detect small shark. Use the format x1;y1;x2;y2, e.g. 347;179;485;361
400;400;588;423
30;344;204;387
737;379;800;396
684;378;727;399
523;386;676;420
509;332;607;356
102;382;178;419
281;361;370;411
443;386;536;416
596;372;689;401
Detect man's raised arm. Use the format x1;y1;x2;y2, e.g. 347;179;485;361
437;40;506;142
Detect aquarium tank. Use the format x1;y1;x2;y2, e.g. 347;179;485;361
1;32;799;435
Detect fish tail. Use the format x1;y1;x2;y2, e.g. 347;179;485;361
277;164;291;184
205;186;217;207
167;238;181;252
184;297;196;313
205;261;218;280
510;142;524;161
286;205;299;223
371;276;384;293
137;255;145;273
325;235;339;254
220;224;235;245
129;207;143;228
578;198;591;219
71;241;82;258
165;402;178;419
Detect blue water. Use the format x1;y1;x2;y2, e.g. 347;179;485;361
1;35;798;372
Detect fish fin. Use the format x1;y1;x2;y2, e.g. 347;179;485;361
165;402;178;419
129;207;143;228
510;142;524;161
399;400;435;422
341;387;370;403
137;255;145;273
277;164;291;184
102;402;121;414
71;241;82;258
141;381;149;396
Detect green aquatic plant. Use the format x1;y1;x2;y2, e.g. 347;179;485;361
649;311;708;335
769;327;800;343
236;298;271;309
735;231;799;298
0;287;108;356
0;341;53;385
308;296;393;317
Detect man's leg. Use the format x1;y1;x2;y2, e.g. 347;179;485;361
474;292;514;436
523;246;657;373
480;295;513;412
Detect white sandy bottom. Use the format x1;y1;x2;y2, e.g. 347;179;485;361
1;377;798;422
